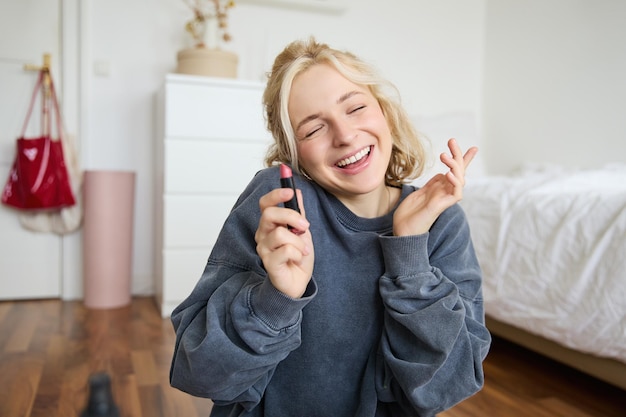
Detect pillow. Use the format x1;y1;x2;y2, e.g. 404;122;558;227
409;112;487;186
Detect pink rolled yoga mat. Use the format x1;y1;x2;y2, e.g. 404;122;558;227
83;170;136;309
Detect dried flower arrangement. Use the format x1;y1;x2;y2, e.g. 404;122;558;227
184;0;235;48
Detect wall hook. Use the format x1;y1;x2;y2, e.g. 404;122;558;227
24;53;52;97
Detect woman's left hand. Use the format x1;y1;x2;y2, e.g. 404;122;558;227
393;138;478;236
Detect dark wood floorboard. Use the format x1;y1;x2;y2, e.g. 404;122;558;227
0;297;623;416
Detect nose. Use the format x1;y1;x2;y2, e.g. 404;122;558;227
332;118;356;146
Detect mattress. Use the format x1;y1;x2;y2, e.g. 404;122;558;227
460;164;626;363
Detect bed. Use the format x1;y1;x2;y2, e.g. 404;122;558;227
461;164;626;389
412;113;626;390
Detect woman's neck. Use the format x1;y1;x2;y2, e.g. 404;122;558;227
335;185;400;218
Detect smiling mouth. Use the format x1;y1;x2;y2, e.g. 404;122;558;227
336;146;372;168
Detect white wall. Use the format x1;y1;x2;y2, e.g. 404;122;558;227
64;0;626;298
17;0;623;298
482;0;626;174
81;0;486;296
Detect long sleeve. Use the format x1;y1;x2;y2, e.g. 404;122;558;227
169;169;316;410
170;173;490;417
376;204;491;416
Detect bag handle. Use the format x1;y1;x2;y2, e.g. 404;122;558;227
20;70;44;137
46;72;64;141
20;70;64;140
21;70;66;193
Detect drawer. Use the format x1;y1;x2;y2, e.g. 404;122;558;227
164;81;270;140
163;194;240;248
162;248;211;303
164;138;268;193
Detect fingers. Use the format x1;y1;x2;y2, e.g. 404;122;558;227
395;140;478;236
258;187;292;211
462;145;479;168
440;138;479;176
259;188;309;231
295;189;306;217
256;187;314;298
256;222;310;259
256;188;310;254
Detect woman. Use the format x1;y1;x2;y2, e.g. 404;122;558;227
170;37;491;417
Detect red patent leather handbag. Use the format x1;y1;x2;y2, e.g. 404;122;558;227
1;70;76;210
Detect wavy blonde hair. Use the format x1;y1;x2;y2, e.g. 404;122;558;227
263;37;425;186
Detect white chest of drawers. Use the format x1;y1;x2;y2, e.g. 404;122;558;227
154;74;271;317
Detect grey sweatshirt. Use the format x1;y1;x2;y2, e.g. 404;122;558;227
170;166;491;417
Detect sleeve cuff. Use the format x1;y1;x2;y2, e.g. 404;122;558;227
249;277;317;331
379;234;432;278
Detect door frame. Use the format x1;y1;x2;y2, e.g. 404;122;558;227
59;0;86;300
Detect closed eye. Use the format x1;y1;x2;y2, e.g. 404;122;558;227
301;124;326;140
349;105;366;114
305;127;321;138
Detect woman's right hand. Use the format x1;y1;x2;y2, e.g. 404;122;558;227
255;188;314;298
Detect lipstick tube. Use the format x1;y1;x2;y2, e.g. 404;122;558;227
280;164;300;213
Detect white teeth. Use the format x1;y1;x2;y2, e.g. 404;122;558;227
337;146;371;167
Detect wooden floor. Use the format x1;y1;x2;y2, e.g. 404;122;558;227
0;297;624;417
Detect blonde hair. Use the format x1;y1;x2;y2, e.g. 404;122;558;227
263;37;425;186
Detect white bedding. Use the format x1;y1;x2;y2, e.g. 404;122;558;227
461;164;626;363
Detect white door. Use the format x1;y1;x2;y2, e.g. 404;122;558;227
0;0;63;299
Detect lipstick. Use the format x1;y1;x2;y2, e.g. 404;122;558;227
280;164;303;234
280;164;300;213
